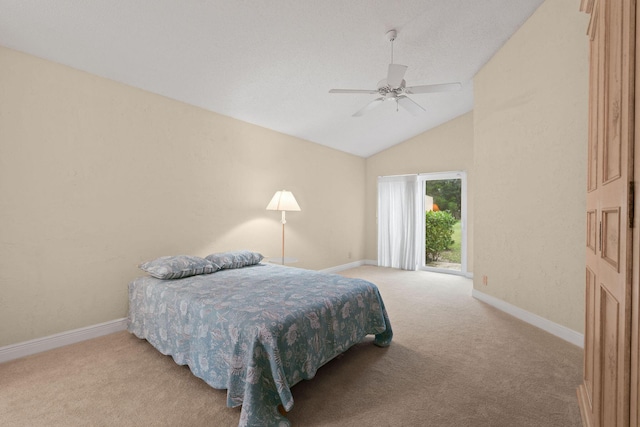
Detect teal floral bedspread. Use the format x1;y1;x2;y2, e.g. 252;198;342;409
127;263;392;427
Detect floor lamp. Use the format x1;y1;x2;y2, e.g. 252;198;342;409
266;190;301;264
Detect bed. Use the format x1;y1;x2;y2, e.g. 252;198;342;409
127;252;393;427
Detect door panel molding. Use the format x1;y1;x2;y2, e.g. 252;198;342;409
602;207;622;271
588;210;598;253
600;285;620;426
586;267;597;405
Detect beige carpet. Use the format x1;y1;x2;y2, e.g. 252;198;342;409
0;266;583;426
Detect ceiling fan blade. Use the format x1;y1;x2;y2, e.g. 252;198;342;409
329;89;379;94
387;64;408;87
353;98;385;117
397;95;425;116
405;82;462;94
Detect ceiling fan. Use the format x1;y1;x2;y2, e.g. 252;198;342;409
329;29;461;117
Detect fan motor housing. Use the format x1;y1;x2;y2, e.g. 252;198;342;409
377;78;406;98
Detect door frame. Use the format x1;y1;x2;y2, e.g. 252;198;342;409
419;171;468;276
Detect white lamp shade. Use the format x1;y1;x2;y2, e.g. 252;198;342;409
266;190;301;211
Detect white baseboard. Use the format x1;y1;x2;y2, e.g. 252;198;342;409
472;289;584;348
320;260;368;274
0;318;128;364
320;259;384;273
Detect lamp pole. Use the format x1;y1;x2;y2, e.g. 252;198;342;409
281;210;286;264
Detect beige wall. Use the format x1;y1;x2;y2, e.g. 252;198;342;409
0;46;366;347
473;0;589;332
365;0;588;334
364;112;475;272
0;0;590;347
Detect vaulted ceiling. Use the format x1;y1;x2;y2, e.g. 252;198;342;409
0;1;544;157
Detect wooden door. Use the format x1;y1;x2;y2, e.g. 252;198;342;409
631;2;640;425
578;1;636;426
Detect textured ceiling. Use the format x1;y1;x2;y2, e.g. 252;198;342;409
0;0;543;157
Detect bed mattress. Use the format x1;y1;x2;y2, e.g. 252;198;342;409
128;263;392;426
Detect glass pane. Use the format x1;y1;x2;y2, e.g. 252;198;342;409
424;178;462;271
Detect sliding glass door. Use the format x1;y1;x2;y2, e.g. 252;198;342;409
420;172;467;275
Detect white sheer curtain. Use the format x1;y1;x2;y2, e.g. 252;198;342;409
377;175;420;271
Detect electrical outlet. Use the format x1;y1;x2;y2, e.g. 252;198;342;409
348;252;352;259
482;275;488;286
